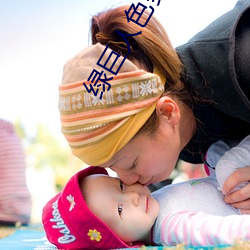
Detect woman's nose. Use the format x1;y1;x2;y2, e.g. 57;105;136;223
112;168;139;185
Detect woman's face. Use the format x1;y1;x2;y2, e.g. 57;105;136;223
100;120;182;186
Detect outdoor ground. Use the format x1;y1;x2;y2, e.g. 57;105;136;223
1;225;250;250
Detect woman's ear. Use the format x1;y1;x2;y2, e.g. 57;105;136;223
156;96;180;126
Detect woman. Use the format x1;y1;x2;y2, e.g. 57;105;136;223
59;0;250;211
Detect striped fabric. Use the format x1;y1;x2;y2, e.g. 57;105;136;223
59;70;164;148
59;43;165;165
159;210;250;246
0;119;31;224
59;69;164;165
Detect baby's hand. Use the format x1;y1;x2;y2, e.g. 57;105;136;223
223;166;250;214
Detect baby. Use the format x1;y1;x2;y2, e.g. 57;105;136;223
42;135;250;249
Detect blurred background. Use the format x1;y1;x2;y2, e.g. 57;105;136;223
0;0;238;223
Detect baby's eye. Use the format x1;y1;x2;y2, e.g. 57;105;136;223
118;204;123;216
120;180;124;191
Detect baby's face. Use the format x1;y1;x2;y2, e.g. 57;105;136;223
84;174;160;244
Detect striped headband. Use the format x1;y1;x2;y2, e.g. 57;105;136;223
59;43;165;165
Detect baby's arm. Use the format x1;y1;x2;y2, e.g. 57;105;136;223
159;210;250;247
206;140;231;174
215;135;250;193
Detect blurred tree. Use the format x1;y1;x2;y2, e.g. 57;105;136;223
28;124;69;169
14;120;85;191
14;117;26;139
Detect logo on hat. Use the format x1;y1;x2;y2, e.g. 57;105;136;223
88;229;102;242
50;199;76;244
67;194;76;211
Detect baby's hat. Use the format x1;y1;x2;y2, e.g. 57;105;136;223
42;166;138;249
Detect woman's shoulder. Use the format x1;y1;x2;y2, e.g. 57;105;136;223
176;0;250;123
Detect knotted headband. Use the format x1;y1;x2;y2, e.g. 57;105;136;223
59;43;165;165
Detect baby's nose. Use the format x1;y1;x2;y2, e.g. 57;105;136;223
126;191;140;206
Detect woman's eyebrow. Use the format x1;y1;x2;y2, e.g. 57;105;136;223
109;156;127;170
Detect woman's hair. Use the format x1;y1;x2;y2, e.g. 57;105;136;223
90;5;193;135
